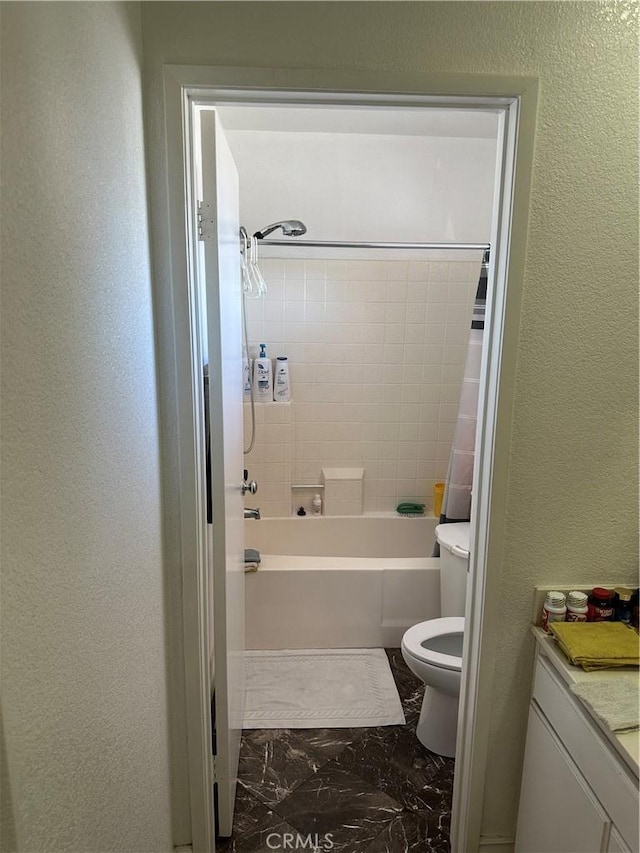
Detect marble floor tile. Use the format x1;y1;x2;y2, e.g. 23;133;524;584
365;809;451;853
384;648;425;722
238;727;360;807
223;785;270;838
216;817;302;853
216;786;300;853
292;726;364;760
333;724;454;813
275;762;404;852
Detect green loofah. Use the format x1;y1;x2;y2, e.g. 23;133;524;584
396;502;425;516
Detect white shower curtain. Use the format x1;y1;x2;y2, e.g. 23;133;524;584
439;251;487;523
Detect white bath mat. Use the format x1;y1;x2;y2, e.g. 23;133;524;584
242;648;406;729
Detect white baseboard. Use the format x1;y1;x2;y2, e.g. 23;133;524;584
174;846;192;852
478;837;515;853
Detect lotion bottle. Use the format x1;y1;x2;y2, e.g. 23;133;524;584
273;356;291;402
254;344;273;402
242;345;252;399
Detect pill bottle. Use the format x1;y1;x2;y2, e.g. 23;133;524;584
587;587;615;622
541;591;567;634
614;587;634;624
565;590;588;622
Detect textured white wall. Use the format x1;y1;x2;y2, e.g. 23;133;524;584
1;3;172;850
141;2;638;843
226;129;497;243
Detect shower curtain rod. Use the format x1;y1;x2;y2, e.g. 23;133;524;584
258;239;490;251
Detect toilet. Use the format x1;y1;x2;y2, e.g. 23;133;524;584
401;522;470;757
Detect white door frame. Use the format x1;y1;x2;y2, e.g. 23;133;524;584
160;65;537;853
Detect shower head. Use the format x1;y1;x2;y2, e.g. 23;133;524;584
253;220;307;240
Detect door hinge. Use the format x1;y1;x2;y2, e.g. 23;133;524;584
197;201;215;241
211;754;219;784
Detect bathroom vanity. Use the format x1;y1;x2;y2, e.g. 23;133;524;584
516;629;639;853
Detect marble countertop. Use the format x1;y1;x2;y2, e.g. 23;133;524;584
532;626;639;780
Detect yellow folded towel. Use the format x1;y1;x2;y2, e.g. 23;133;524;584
549;622;640;671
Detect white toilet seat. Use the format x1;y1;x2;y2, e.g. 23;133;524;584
402;617;464;671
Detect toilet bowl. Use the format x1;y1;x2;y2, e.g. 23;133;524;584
401;616;464;757
401;522;470;757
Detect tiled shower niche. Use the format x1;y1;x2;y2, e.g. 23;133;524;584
243;256;481;517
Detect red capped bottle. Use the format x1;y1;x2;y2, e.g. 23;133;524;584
586;587;615;622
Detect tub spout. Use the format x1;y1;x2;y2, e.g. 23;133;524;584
244;507;261;520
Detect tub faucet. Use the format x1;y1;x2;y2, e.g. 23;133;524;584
244;507;261;520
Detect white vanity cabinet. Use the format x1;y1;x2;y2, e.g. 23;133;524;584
516;635;639;853
517;705;611;852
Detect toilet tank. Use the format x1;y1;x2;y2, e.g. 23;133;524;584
435;523;471;617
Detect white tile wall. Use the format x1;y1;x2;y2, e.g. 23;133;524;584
322;467;364;516
243;256;481;516
243;402;292;518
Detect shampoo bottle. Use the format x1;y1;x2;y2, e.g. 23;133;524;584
273;356;291;402
242;345;252;399
254;344;273;402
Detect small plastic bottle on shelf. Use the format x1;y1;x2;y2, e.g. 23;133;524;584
614;587;634;624
541;591;567;634
243;346;252;399
312;493;322;516
565;590;588;622
631;589;639;630
254;344;273;402
587;587;615;622
273;356;291;402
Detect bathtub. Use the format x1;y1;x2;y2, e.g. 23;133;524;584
244;515;441;649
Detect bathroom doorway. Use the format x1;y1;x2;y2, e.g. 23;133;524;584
162;67;533;853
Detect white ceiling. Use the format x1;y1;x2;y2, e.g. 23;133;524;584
216;104;500;139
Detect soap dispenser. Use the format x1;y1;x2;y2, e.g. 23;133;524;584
254;344;273;402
